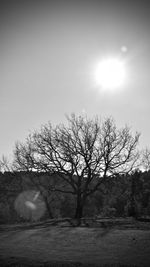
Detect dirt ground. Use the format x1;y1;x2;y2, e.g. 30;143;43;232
0;218;150;267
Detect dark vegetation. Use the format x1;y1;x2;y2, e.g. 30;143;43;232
0;170;150;224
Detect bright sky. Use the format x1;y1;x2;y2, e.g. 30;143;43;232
1;0;150;159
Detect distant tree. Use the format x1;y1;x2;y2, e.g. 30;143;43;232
13;114;140;224
0;155;12;172
141;148;150;171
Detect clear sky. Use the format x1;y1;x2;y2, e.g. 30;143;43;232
1;0;150;159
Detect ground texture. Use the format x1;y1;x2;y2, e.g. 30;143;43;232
0;218;150;267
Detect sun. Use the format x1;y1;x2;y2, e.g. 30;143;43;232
94;58;125;90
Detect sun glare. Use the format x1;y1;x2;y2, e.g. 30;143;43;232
94;58;125;90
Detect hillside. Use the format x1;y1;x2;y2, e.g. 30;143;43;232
0;218;150;267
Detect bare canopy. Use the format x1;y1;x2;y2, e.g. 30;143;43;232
13;114;140;219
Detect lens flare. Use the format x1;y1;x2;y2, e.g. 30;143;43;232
25;200;37;210
15;190;46;221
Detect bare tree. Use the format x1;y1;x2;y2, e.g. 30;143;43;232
13;114;140;222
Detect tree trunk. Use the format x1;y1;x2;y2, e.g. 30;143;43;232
129;174;137;218
75;203;83;219
43;196;53;219
74;194;84;226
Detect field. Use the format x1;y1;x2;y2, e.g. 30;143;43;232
0;218;150;267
